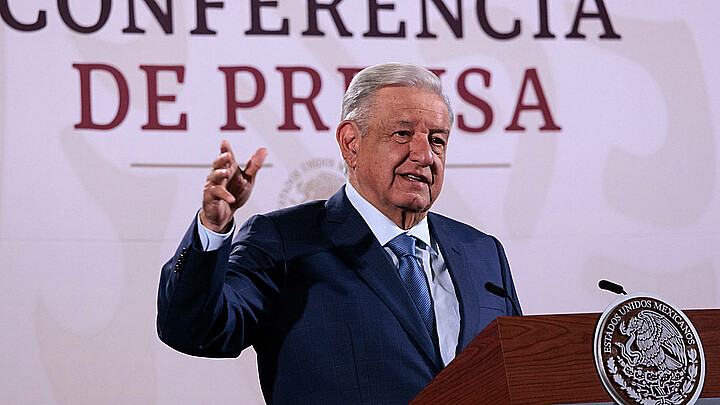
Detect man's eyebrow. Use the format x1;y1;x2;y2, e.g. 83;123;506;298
430;128;450;136
391;120;449;135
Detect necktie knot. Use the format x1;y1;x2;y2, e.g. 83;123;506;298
386;233;417;259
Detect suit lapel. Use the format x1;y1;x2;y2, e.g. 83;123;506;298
326;189;442;370
428;214;482;353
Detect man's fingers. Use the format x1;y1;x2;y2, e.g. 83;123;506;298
212;152;235;170
243;147;268;178
207;168;231;185
206;184;236;204
220;140;236;161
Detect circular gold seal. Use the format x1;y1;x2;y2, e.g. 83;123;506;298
277;158;346;208
594;293;705;405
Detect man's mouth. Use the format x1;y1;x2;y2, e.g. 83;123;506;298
399;173;429;184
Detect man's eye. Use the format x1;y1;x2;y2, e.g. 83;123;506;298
393;131;412;142
430;137;446;147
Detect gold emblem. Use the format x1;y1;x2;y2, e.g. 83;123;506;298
277;158;346;208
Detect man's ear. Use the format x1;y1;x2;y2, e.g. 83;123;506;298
336;120;361;169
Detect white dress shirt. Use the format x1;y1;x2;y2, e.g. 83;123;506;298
198;184;461;365
344;183;460;366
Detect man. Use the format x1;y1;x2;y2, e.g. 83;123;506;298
157;62;521;404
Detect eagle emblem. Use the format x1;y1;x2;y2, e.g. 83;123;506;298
594;294;705;405
617;310;686;372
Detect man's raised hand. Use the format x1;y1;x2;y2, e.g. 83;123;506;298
200;140;268;233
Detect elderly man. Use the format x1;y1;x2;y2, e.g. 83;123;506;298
157;62;521;404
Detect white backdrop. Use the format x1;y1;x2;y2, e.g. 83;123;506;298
1;1;719;403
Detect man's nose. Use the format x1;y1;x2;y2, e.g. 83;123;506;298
408;135;433;166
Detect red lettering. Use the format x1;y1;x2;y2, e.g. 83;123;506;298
505;68;561;132
140;65;187;131
73;63;129;130
456;68;493;133
219;66;266;131
276;66;329;131
337;67;364;91
428;68;446;78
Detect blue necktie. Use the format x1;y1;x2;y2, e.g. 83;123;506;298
386;233;439;349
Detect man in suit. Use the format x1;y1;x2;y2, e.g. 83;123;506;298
157;62;521;404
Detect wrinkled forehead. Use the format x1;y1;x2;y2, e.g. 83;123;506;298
369;87;450;124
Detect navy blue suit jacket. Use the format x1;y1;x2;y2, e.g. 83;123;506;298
157;188;520;404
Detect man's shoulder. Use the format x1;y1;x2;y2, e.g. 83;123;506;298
260;199;328;223
259;187;349;224
428;212;498;243
427;212;482;233
235;199;330;244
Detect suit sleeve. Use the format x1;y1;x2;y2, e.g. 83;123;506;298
492;236;522;316
157;213;285;357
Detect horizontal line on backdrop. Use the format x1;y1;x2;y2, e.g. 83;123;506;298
446;163;511;169
130;163;274;169
130;163;510;169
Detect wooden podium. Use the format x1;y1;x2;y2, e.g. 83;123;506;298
411;310;719;404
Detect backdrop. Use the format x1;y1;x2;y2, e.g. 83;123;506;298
1;1;718;403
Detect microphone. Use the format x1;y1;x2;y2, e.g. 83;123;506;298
484;282;521;316
598;279;627;295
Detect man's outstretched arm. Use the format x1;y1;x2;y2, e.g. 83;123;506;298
157;141;280;358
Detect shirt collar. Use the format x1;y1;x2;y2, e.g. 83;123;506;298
345;182;431;248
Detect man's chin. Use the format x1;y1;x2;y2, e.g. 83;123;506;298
394;196;432;213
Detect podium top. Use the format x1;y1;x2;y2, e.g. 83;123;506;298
411;309;719;404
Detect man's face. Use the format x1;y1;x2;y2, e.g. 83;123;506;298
351;86;450;223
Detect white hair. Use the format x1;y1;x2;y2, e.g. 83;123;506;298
341;62;454;134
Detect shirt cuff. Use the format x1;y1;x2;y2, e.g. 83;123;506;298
196;211;235;251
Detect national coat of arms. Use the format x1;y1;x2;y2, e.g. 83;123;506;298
594;294;705;405
277;158;346;208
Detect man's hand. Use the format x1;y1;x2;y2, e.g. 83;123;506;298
200;140;268;233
